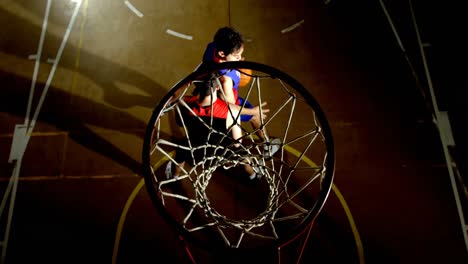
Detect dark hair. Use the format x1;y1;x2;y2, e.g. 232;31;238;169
192;74;218;99
213;27;244;56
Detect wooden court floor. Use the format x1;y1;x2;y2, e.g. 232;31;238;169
1;1;467;263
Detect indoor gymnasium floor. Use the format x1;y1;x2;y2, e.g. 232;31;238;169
1;0;467;263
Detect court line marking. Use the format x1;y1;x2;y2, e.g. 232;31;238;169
112;157;168;264
2;1;83;261
166;29;193;40
124;1;144;18
281;19;305;34
113;147;364;264
285;146;365;264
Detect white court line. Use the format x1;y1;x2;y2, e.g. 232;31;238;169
166;29;193;40
3;2;83;262
281;19;305;34
24;0;52;128
124;1;143;18
27;0;83;134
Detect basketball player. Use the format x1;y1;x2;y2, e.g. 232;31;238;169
166;75;269;180
201;26;281;155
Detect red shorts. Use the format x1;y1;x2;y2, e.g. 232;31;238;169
184;96;229;119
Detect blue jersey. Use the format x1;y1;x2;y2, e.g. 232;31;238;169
201;42;251;122
202;42;241;92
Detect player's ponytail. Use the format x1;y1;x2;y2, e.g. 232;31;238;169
193;74;218;100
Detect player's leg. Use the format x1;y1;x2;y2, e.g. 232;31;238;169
165;139;189;179
238;97;265;140
238;97;281;156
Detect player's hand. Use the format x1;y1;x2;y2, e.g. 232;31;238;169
253;102;269;119
259;102;269;114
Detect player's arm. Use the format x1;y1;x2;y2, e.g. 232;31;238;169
219;75;236;104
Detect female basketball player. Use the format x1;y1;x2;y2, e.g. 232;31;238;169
201;27;281;156
166;75;269;180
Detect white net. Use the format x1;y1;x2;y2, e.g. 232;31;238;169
143;61;334;249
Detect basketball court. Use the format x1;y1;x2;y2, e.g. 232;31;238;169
1;1;467;263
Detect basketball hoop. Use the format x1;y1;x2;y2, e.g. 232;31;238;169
142;61;335;262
